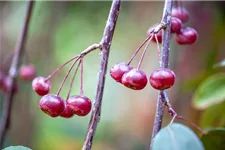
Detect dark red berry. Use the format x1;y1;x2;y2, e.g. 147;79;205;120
39;94;65;117
0;71;6;89
67;95;92;116
2;77;18;93
152;30;163;43
32;77;51;96
171;17;182;33
171;7;189;23
60;101;74;118
176;27;198;45
110;62;133;83
121;69;147;90
147;24;163;43
150;68;175;90
19;64;36;80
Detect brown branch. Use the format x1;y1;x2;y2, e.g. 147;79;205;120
150;0;173;149
82;0;121;150
0;1;34;148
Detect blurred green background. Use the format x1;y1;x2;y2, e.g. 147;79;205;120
0;1;225;150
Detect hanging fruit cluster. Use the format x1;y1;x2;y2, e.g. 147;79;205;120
110;6;197;91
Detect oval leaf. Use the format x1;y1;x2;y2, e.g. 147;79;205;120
201;128;225;150
3;146;32;150
193;73;225;109
152;123;204;150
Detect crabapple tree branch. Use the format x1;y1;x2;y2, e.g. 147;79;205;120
0;1;34;147
82;0;121;149
150;0;173;149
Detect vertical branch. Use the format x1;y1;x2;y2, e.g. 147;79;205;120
0;1;34;147
150;0;172;149
82;0;121;150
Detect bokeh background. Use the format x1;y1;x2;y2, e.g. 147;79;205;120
0;1;225;150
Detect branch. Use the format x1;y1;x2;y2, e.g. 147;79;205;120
150;0;173;149
82;0;121;149
0;1;34;147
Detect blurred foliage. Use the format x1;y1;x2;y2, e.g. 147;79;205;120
193;74;225;109
200;101;225;128
201;128;225;150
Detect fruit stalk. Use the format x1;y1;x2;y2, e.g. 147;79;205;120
150;0;173;149
82;0;121;149
0;0;34;147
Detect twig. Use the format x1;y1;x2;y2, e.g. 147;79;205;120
0;1;34;148
82;0;121;149
150;0;173;149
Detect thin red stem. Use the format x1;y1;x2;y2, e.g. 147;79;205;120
175;115;207;135
127;35;152;65
45;55;79;81
56;57;80;96
45;43;100;82
137;35;153;69
155;34;162;67
166;102;207;135
66;60;82;100
80;57;84;95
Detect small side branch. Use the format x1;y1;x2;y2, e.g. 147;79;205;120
0;1;34;148
82;0;121;150
150;0;173;149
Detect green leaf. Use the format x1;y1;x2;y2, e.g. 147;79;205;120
152;123;204;150
201;128;225;150
193;73;225;109
3;146;32;150
200;102;225;128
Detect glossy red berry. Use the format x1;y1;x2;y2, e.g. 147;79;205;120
152;30;163;43
19;64;36;80
60;102;74;118
176;27;198;45
66;95;92;116
121;69;147;90
147;24;163;43
39;94;65;117
150;68;175;90
110;62;133;83
2;77;18;93
32;77;51;96
171;7;189;23
171;17;182;33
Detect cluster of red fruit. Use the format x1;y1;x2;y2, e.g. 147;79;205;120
149;7;198;45
110;6;197;91
0;64;36;93
32;57;92;118
110;63;175;91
